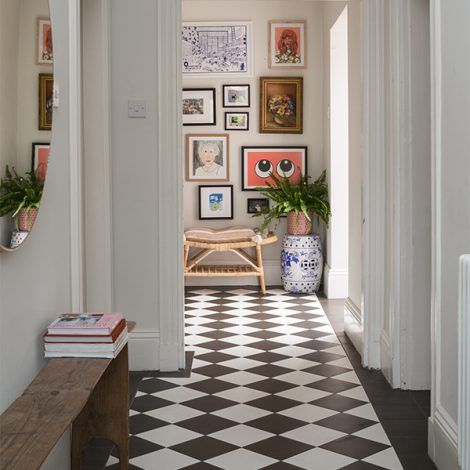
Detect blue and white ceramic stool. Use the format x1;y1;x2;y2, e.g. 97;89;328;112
281;234;323;293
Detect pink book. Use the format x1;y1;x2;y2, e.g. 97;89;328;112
47;313;124;335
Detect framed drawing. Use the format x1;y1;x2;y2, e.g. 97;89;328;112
32;143;50;180
242;146;307;191
183;88;216;126
182;22;252;76
269;20;306;68
186;134;230;182
36;18;53;65
38;73;53;130
225;112;249;131
199;185;233;220
247;198;269;214
259;77;303;134
223;84;250;107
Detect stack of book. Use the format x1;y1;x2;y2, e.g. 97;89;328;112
44;313;128;358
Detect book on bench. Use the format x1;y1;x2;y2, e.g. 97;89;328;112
47;312;123;335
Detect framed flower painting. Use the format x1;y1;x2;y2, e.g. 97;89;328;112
269;21;306;68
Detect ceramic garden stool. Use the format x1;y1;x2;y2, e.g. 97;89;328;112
281;234;323;294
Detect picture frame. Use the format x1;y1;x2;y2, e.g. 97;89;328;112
241;146;308;191
182;22;253;76
269;20;307;69
38;73;53;131
223;85;250;108
225;112;249;131
31;143;50;180
36;18;53;65
247;198;270;214
186;134;230;182
259;77;303;134
199;185;234;220
183;88;216;126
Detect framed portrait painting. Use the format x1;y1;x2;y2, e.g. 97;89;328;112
186;134;230;182
223;85;250;107
259;77;303;134
32;143;50;180
38;73;53;130
183;88;216;126
269;21;306;68
36;18;53;65
199;185;233;220
242;146;307;191
225;112;249;131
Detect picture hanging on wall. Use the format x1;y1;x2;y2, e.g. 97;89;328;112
223;85;250;107
186;133;230;182
247;198;269;214
199;185;233;220
183;88;216;126
182;22;252;76
38;73;53;131
259;77;303;134
32;143;50;180
36;18;53;65
269;20;306;69
242;146;307;191
225;112;249;131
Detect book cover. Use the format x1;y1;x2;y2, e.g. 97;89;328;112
45;330;128;353
45;319;126;343
48;312;123;335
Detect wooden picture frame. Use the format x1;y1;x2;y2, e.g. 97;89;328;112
223;84;250;108
31;143;50;180
183;88;216;126
268;20;307;69
225;112;249;131
36;17;53;65
199;185;234;220
38;73;53;131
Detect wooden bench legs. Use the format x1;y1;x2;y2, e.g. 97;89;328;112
71;345;130;470
255;244;267;295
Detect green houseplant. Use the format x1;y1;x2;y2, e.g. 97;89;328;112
0;166;44;232
253;170;331;235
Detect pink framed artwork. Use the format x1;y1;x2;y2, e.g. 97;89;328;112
269;20;306;69
36;18;53;65
242;146;307;191
32;143;50;180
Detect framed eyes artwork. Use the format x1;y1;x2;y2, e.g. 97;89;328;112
241;146;307;191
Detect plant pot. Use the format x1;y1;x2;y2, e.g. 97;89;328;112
287;211;312;235
17;208;38;232
273;115;288;125
10;231;29;249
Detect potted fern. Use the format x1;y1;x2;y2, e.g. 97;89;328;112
0;166;44;233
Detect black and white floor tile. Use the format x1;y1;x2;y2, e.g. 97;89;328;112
106;288;403;470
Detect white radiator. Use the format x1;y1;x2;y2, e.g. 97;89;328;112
459;254;470;470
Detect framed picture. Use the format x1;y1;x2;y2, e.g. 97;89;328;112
242;146;307;191
225;112;249;131
32;143;50;180
269;21;306;69
182;22;253;76
38;73;53;130
183;88;216;126
36;18;53;65
247;198;270;214
223;85;250;107
260;77;303;134
186;134;230;182
199;185;233;220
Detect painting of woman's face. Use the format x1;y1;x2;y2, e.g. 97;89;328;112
198;143;219;167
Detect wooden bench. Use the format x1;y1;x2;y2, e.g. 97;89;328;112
0;322;135;470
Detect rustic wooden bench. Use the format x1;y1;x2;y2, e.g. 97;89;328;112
0;322;135;470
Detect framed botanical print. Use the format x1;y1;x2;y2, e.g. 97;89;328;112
242;146;307;190
199;185;233;220
38;73;53;130
259;77;303;134
247;198;269;214
223;85;250;107
225;112;249;131
32;143;50;180
183;88;216;126
269;21;306;68
186;134;230;182
36;18;53;65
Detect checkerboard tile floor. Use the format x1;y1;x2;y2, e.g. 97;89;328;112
106;288;403;470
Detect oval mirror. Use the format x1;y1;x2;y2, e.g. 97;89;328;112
0;0;53;252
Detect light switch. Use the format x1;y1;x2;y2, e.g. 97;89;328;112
128;100;147;118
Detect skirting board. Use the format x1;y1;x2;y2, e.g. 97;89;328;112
344;297;364;359
323;265;348;299
428;407;460;470
128;329;160;371
380;330;395;388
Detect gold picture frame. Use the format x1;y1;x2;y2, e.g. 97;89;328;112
38;73;53;131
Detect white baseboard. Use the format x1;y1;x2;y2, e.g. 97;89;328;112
380;330;395;387
428;406;460;470
128;329;160;371
323;265;348;299
344;297;363;358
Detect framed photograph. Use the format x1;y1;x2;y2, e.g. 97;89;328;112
186;134;230;182
225;112;249;131
269;20;306;68
199;185;233;220
183;88;216;126
32;143;50;180
36;18;53;65
182;22;253;76
247;198;270;214
259;77;303;134
223;85;250;107
242;146;307;191
38;73;53;130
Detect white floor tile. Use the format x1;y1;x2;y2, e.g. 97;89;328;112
277;371;324;386
282;423;346;447
207;448;277;470
146;404;204;423
278;386;331;403
223;325;259;335
345;403;379;421
363;447;404;470
273;357;320;370
218;357;264;370
214;386;269;403
223;335;260;346
278;403;337;422
339;386;370;402
333;371;361;384
220;371;265;385
209;424;274;447
272;345;313;357
138;424;202;447
353;422;391;445
285;448;356;470
154;386;205;403
131;448;198;470
271;334;315;345
212;403;271;423
222;346;262;357
158;373;207;386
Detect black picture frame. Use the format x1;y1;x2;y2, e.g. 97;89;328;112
183;88;216;126
247;198;270;214
225;112;249;131
222;84;250;108
198;185;234;220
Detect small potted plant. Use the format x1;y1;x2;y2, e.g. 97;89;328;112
0;166;44;233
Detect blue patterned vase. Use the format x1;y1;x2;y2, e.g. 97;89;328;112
281;234;323;293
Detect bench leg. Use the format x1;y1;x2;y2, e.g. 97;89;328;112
71;345;129;470
255;244;267;295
